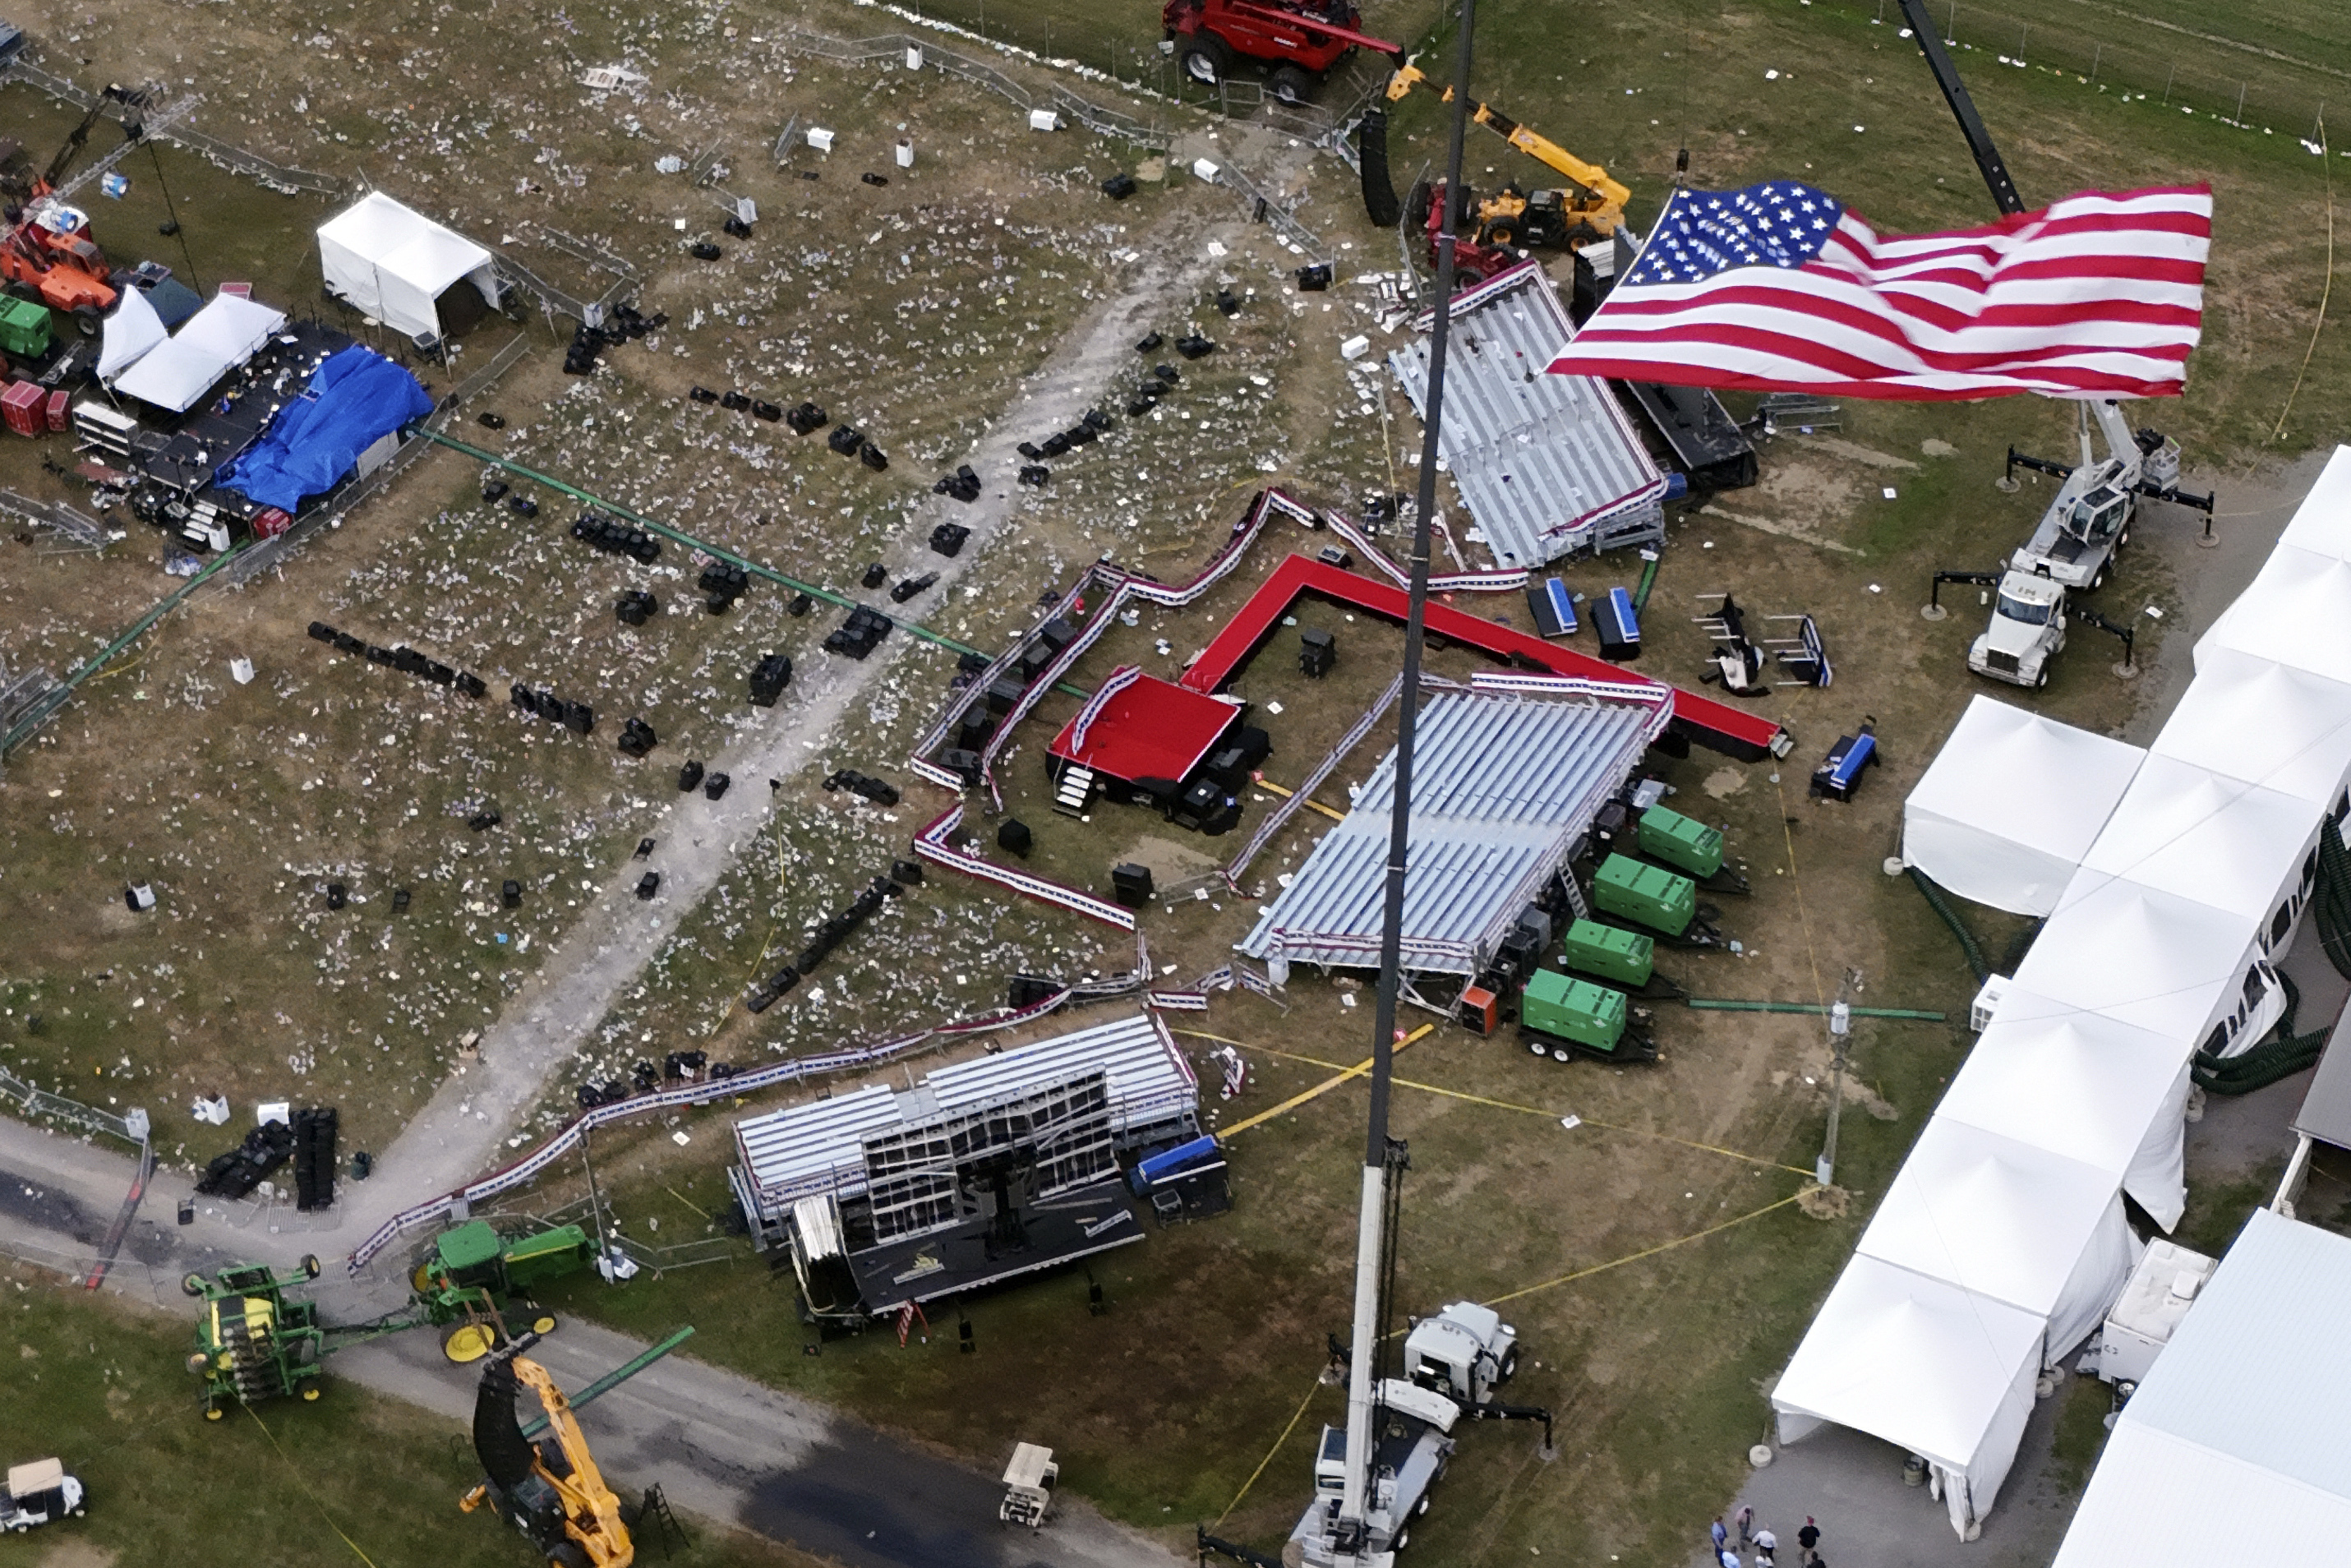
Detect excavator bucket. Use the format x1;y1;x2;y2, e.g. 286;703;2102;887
1357;108;1401;228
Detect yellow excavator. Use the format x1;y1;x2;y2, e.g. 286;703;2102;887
1364;63;1631;283
463;1330;634;1568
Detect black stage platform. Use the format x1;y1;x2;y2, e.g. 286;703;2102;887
846;1180;1144;1316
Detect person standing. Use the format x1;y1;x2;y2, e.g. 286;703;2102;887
1798;1517;1821;1565
1754;1525;1778;1566
1732;1505;1755;1547
1712;1518;1730;1557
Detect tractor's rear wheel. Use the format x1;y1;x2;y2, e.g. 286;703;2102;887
1180;33;1231;86
1268;65;1312;105
1405;179;1434;233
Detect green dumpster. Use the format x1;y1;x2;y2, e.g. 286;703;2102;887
1636;805;1723;879
1560;918;1653;988
1592;854;1696;937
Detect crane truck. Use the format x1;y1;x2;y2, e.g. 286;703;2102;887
1876;0;2217;688
0;83;145;318
1959;399;2211;689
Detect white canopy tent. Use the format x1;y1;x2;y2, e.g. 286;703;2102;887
1855;1117;2139;1359
317;191;501;342
95;284;165;381
2051;1210;2351;1568
1938;989;2194;1229
2072;754;2321;948
1772;1254;2046;1540
1902;695;2146;915
2010;873;2263;1043
109;293;288;413
2269;445;2351;561
2150;646;2351;812
2197;544;2351;683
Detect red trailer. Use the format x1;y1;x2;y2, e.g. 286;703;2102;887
1161;0;1399;101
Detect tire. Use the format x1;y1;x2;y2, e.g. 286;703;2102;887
1180;33;1230;86
1456;265;1490;288
1528;1040;1546;1055
1487;224;1516;249
2035;666;2050;689
1268;65;1311;105
1551;1047;1571;1063
182;1272;208;1298
1500;1345;1519;1383
2090;570;2104;590
300;1254;321;1280
1394;1527;1410;1552
1405;178;1434;233
551;1543;592;1568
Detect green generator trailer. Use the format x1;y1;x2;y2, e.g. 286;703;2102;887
0;295;51;361
1591;854;1697;937
1560;918;1653;988
1634;806;1722;879
1519;970;1657;1064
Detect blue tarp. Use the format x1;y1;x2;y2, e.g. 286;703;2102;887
219;345;433;512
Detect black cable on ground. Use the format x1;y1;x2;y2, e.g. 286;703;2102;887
2195;971;2331;1095
2315;816;2351;981
1997;917;2043;979
1907;866;1989;983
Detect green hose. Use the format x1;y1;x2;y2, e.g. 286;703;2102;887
1685;999;1947;1022
1906;867;1989;983
1632;553;1660;613
2194;971;2330;1095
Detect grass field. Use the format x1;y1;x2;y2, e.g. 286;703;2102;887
0;1261;817;1568
0;0;2342;1561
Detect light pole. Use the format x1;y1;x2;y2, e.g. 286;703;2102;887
1817;968;1861;1187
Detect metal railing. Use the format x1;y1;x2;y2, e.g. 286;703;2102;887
0;1063;149;1147
1;56;346;198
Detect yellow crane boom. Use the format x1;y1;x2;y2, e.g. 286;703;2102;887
1385;63;1630;215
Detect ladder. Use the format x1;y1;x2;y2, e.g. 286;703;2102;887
1052;763;1095;819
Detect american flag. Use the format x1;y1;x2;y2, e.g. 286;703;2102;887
1546;181;2212;400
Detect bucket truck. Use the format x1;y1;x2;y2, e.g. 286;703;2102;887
1958;399;2210;687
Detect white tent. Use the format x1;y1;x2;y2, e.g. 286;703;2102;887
2073;754;2320;946
2197;544;2351;684
317;191;500;341
1855;1116;2138;1358
1938;989;2194;1228
2010;873;2263;1042
1902;695;2146;915
1772;1253;2046;1540
110;293;288;413
2051;1210;2351;1568
2270;445;2351;561
2150;647;2351;812
95;284;165;381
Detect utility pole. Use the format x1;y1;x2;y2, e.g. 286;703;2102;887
579;1123;611;1269
1816;968;1861;1187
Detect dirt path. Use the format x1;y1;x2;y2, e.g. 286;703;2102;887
0;129;1333;1563
316;182;1271;1254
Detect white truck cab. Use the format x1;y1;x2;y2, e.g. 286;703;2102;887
1293;1380;1459;1566
1401;1301;1519;1406
1970;570;2067;688
2;1459;85;1532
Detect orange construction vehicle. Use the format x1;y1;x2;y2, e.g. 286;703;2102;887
1;85;145;319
